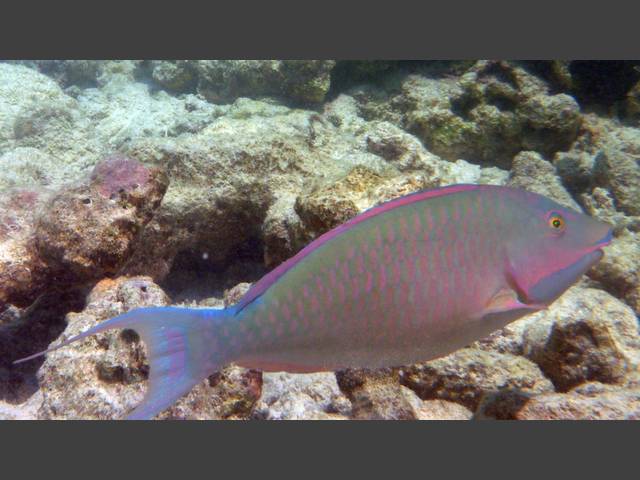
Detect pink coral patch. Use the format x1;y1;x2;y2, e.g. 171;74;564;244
91;155;150;198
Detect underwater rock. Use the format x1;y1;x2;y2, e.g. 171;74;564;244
626;79;640;122
0;63;78;150
12;60;145;90
593;148;640;216
36;276;262;419
0;148;62;190
0;155;167;313
150;60;197;92
252;372;351;420
294;165;377;234
471;315;538;357
122;98;392;281
555;114;640;210
78;80;224;151
34;156;168;284
336;368;430;420
195;60;336;105
1;62;226;184
553;150;597;197
0;391;43;420
521;287;640;391
365;120;446;171
588;230;640;315
513;383;640;420
356;60;581;168
579;187;631;233
159;365;262;420
399;348;554;412
414;399;473;420
2;66;506;296
362;119;509;186
507;151;581;210
335;367;475;420
261;194;306;268
0;67;105;186
0;187;49;309
517;93;582;154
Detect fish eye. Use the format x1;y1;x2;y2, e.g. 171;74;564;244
547;213;565;231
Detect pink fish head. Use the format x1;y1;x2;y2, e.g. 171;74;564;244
503;188;612;306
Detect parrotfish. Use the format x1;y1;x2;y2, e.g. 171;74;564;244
16;184;613;419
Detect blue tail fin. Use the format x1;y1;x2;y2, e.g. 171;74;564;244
14;306;230;420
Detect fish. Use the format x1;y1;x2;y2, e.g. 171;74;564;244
15;184;613;419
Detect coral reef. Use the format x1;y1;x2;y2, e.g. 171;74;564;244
188;60;335;105
352;60;582;168
1;60;639;420
0;155;167;312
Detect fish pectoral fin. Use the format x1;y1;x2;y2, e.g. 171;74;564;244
484;288;546;315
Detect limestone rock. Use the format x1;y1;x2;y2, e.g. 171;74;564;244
400;348;554;411
196;60;336;105
34;156;168;284
414;399;473;420
253;372;351;420
336;368;419;420
593;148;640;216
522;287;640;391
0;187;50;309
588;231;640;315
336;368;474;420
507;151;581;210
356;60;582;168
515;384;640;420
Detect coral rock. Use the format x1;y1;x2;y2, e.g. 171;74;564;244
593;148;640;216
400;348;554;412
196;60;336;105
336;368;470;420
34;156;168;283
588;230;640;315
522;287;640;391
507;151;581;210
253;372;351;420
515;384;640;420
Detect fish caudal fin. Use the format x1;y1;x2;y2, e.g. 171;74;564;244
14;306;229;420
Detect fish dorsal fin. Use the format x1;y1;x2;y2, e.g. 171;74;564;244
235;184;480;314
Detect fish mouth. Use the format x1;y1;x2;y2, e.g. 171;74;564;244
594;228;613;248
527;248;604;305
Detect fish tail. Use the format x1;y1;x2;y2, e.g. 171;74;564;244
14;306;233;420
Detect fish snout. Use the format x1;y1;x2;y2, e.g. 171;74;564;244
594;226;614;248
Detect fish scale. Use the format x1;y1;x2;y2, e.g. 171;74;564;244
15;184;614;419
234;187;500;369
